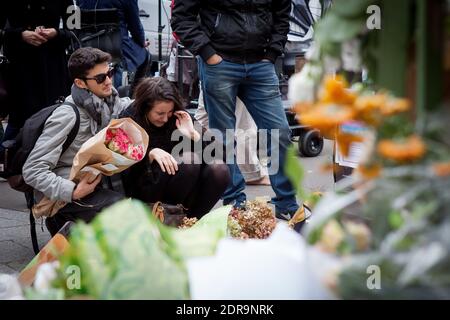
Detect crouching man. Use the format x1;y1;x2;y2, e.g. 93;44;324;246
23;47;132;236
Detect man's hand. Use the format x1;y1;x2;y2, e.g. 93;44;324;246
206;54;223;66
72;173;102;201
22;31;47;46
148;148;178;175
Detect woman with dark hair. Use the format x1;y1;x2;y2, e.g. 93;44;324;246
121;77;230;219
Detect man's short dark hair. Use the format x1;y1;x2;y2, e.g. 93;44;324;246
68;47;112;81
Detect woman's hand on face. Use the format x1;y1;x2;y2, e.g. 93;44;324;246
174;111;194;135
148;148;178;175
174;111;200;141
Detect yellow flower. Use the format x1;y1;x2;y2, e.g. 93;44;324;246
431;162;450;177
300;103;355;139
377;135;426;163
342;221;371;251
336;131;364;157
381;97;410;116
319;75;357;105
354;94;387;113
357;163;382;180
317;219;345;253
353;94;387;126
292;102;314;114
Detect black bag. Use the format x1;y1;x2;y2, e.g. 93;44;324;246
70;8;123;64
0;102;80;192
149;201;187;227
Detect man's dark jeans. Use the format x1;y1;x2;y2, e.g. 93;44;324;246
198;58;299;214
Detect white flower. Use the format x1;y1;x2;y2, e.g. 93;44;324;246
341;39;362;72
34;261;60;293
0;274;24;300
288;63;322;103
319;220;345;253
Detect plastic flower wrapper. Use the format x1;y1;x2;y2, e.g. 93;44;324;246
29;200;230;299
186;223;309;299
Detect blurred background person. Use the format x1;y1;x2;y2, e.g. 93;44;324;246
195;91;270;186
0;0;73;151
76;0;150;96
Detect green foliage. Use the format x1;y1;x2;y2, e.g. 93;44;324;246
285;145;307;200
52;200;230;300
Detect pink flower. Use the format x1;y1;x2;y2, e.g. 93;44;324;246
114;128;132;145
105;127;144;161
126;145;145;161
105;128;115;144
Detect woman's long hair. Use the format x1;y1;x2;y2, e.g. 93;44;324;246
132;77;184;130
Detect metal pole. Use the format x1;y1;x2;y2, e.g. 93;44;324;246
178;44;184;97
158;0;163;63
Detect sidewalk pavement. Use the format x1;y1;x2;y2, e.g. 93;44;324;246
0;140;334;274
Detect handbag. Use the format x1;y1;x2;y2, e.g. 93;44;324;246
70;7;123;64
149;201;187;227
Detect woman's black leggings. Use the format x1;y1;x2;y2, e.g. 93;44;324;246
133;153;231;218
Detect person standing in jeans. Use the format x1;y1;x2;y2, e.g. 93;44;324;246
172;0;307;222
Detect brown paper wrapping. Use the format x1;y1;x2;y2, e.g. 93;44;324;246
32;118;149;218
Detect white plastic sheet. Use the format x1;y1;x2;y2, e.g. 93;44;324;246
187;223;337;300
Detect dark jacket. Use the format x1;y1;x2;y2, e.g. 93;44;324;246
0;10;5;45
119;104;181;197
0;13;7;118
77;0;147;72
3;0;72;127
171;0;291;64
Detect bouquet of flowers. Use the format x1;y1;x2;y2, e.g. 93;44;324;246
69;118;149;181
32;118;149;218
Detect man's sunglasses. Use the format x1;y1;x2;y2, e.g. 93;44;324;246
82;67;115;84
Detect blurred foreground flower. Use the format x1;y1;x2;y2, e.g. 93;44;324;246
377;135;426;163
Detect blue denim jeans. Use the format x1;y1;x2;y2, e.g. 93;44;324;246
198;58;299;214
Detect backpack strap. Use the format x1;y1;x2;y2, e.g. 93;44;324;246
61;102;81;154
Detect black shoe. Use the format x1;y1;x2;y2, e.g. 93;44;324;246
276;205;312;233
275;204;312;221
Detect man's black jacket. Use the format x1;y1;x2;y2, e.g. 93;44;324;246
171;0;291;64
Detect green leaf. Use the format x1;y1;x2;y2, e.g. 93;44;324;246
332;0;379;19
315;12;366;44
388;210;404;229
285;145;306;200
59;200;190;299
